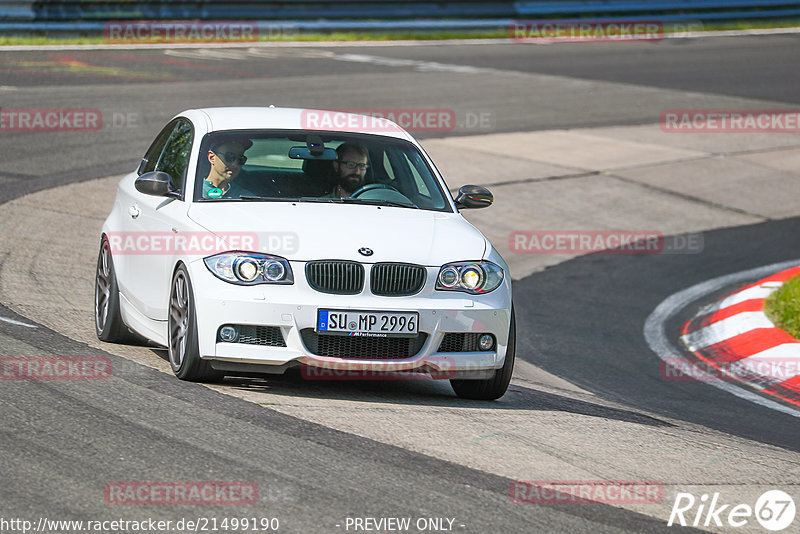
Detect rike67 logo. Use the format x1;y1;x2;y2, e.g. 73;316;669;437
668;490;795;531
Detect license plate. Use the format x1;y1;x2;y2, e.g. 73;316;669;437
316;310;419;338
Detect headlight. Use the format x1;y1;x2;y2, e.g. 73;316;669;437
435;261;503;294
234;257;259;282
438;266;459;288
204;253;293;285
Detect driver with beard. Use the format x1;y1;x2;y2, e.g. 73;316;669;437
323;142;370;198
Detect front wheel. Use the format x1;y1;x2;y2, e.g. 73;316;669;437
450;306;515;400
168;265;222;382
94;237;131;343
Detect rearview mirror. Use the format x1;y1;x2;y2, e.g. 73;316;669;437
455;185;493;209
135;171;180;198
289;146;338;160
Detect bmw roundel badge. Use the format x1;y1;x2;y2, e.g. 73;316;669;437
358;247;373;257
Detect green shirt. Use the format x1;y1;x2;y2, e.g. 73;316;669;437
202;179;249;199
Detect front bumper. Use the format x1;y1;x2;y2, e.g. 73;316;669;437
187;259;512;378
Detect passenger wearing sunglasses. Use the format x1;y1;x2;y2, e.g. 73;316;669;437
202;138;253;199
324;143;370;198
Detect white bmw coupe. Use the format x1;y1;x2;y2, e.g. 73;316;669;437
95;107;514;399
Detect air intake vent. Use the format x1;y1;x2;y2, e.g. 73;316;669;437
217;325;286;346
300;329;427;359
438;333;481;352
370;263;426;296
306;261;364;294
237;326;286;346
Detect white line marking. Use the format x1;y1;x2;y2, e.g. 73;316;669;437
716;284;780;309
643;259;800;417
670;27;800;39
683;282;782;333
329;52;500;74
682;312;775;351
745;344;800;382
0;315;37;328
749;343;800;360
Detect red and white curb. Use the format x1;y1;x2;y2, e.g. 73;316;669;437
680;266;800;407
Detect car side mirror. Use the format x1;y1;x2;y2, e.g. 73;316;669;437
455;185;493;209
135;171;180;198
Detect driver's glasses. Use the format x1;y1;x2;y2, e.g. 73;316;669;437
339;160;369;171
215;151;247;166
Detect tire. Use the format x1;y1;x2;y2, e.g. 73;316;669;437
168;264;222;382
450;306;516;400
94;237;132;343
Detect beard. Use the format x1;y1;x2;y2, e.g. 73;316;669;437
339;173;363;194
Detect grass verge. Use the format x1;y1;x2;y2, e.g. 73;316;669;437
0;30;507;46
765;275;800;339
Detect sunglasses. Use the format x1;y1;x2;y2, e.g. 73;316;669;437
214;151;247;165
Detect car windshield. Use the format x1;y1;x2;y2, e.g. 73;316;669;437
193;131;452;212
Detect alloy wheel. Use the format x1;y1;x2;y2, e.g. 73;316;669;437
169;270;190;369
94;241;111;332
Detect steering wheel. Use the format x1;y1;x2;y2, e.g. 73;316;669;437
350;183;400;198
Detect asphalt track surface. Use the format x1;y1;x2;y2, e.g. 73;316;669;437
1;36;799;532
521;217;800;452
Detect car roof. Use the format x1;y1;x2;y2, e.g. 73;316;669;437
181;107;416;142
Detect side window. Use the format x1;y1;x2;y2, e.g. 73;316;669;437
140;123;174;174
155;120;193;191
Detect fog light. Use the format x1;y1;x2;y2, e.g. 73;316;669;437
219;325;238;343
478;334;494;351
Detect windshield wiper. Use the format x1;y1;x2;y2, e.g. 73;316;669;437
238;195;300;202
296;197;345;203
340;198;419;209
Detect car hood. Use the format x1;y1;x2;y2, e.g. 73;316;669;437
187;202;487;265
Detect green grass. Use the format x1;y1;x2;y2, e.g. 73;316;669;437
0;29;507;46
0;19;798;46
765;275;800;339
702;19;800;31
